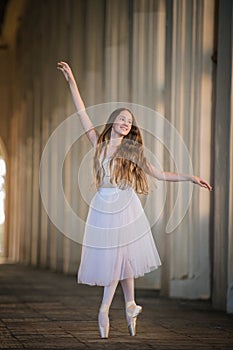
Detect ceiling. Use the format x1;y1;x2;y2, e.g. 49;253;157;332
0;0;26;49
0;0;8;37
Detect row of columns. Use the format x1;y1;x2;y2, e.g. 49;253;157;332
1;0;231;311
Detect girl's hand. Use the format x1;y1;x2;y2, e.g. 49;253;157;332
57;61;75;83
192;175;213;191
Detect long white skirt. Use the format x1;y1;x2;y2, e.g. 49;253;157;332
77;186;162;286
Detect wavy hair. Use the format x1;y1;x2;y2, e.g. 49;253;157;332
93;108;151;194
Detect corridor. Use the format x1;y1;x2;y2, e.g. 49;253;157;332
0;263;232;349
0;1;233;349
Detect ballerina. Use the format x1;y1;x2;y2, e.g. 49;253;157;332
57;61;213;339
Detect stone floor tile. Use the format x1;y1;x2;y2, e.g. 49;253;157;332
0;263;232;350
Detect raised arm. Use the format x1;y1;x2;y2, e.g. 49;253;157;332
57;61;99;147
144;162;213;191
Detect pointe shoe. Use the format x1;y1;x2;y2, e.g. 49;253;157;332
128;317;137;336
126;301;142;336
99;322;109;338
98;304;110;339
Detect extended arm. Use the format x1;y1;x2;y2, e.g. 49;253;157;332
57;61;99;147
145;162;213;191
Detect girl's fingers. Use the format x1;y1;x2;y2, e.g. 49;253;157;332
59;61;69;69
198;178;213;191
57;62;68;71
203;182;212;191
57;64;70;77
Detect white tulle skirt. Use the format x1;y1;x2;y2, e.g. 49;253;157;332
77;186;162;286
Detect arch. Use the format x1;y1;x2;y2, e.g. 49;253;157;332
0;138;8;261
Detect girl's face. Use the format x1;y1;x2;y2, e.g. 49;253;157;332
112;110;133;136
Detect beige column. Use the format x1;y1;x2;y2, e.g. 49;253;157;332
131;0;166;290
62;0;86;275
228;48;233;313
31;79;41;266
37;3;50;267
213;0;233;312
105;0;130;101
164;0;214;298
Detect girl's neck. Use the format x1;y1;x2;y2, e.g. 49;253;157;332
108;136;123;147
102;138;122;159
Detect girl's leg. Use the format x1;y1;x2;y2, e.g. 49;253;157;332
120;277;136;323
98;279;119;327
120;277;135;304
120;277;140;325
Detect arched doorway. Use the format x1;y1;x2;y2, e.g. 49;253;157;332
0;139;7;260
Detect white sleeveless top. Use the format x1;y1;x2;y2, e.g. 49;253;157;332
99;156;117;188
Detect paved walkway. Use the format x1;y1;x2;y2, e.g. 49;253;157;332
0;263;232;349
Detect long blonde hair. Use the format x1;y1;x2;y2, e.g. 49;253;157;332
93;108;151;194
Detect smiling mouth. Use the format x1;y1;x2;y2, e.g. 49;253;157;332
120;127;128;131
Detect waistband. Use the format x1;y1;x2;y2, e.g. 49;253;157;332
98;186;133;193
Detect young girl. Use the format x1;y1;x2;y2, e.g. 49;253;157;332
57;61;213;339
